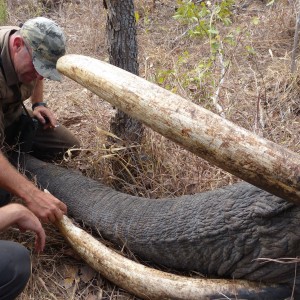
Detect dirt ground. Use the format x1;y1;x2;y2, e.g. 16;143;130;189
2;0;300;299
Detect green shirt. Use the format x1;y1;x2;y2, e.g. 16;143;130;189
0;26;34;129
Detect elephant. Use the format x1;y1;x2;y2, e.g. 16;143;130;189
14;54;299;299
14;153;300;299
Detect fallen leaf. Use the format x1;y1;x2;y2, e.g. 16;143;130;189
80;265;97;283
63;277;74;289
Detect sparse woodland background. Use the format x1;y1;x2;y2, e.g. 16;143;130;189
0;0;299;299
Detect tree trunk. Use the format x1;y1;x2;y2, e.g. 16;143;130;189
57;55;300;204
105;0;143;142
104;0;144;189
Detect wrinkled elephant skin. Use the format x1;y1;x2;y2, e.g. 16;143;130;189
14;154;300;295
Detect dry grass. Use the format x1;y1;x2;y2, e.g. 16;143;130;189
1;0;300;299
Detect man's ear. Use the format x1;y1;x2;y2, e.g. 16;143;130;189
12;36;24;53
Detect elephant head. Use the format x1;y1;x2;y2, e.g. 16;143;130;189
13;55;300;299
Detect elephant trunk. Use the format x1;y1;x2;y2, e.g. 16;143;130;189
13;154;300;299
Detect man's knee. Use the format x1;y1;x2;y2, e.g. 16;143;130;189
0;241;31;300
32;124;81;160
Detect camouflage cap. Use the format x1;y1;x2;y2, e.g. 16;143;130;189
20;17;66;81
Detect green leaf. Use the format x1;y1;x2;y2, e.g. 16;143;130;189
252;17;260;25
267;0;275;6
134;11;140;23
245;45;256;55
208;28;219;35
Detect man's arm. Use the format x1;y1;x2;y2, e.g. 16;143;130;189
0;203;46;252
0;152;67;223
31;79;58;128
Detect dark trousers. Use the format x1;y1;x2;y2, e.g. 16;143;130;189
0;113;80;206
0;241;31;300
4;112;80;160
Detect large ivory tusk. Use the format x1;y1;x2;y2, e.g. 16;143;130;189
57;54;300;204
55;215;280;300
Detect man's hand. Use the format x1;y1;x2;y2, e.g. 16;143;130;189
25;189;67;224
32;106;58;129
0;153;67;225
0;203;46;253
30;78;58;129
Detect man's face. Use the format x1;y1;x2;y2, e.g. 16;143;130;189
13;41;43;84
